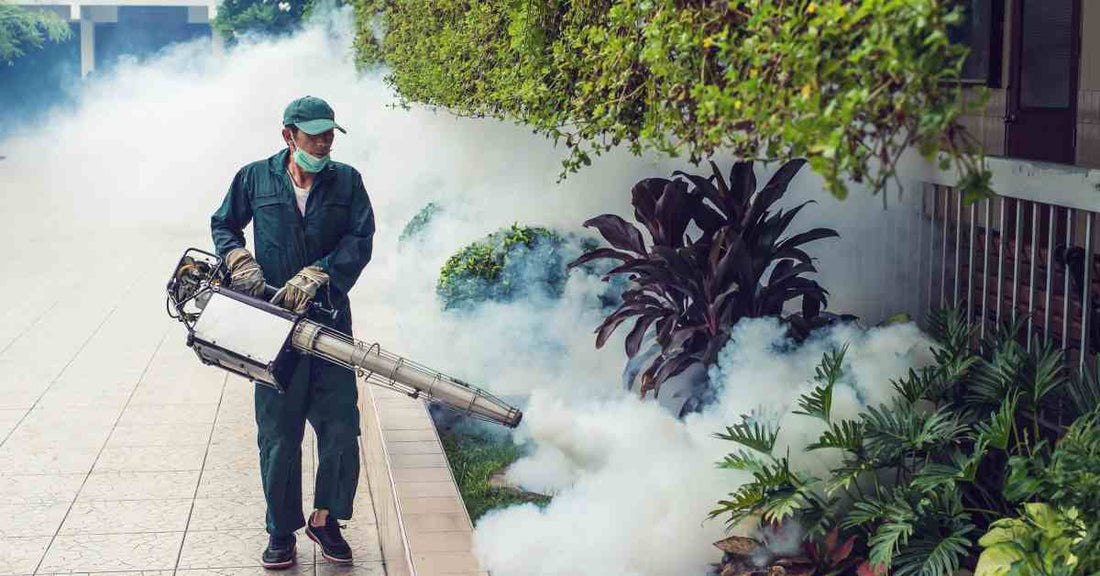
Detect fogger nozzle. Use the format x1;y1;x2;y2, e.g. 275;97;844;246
291;321;523;428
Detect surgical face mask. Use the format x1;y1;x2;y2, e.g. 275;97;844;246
292;146;329;173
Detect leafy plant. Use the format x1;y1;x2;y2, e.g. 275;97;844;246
213;0;336;41
569;159;838;397
437;224;568;310
975;503;1081;576
997;411;1100;575
357;0;992;201
0;2;71;65
712;307;1088;576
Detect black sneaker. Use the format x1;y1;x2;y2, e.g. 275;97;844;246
305;513;353;563
262;533;297;569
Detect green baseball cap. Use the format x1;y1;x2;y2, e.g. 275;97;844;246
283;96;347;135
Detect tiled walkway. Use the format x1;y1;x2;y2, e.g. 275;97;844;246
0;240;383;575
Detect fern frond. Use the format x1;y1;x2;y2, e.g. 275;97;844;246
718;449;767;473
927;307;973;364
864;401;968;462
794;345;848;423
1025;338;1067;408
715;418;779;454
891;525;974;576
973;391;1019;451
807;420;865;454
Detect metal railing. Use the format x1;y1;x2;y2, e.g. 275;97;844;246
913;178;1100;369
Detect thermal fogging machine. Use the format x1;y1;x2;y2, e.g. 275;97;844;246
166;248;522;428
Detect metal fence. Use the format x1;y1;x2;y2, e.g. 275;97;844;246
913;182;1099;369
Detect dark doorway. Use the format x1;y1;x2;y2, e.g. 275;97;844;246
1005;0;1081;164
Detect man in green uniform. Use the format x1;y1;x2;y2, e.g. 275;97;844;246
211;96;375;569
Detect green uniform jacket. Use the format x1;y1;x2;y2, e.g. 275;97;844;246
210;149;376;334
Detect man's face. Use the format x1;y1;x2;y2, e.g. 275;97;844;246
284;127;335;158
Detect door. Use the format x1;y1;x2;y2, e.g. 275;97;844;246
1005;0;1081;164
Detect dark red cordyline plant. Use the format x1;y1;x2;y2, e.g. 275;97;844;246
569;159;839;397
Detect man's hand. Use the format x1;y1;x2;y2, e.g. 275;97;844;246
225;248;266;297
272;266;329;314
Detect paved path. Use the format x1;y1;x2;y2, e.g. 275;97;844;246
0;237;383;575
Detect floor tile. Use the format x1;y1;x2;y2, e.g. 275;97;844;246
401;513;469;533
0;535;51;576
60;499;192;534
93;445;206;472
37;532;185;572
0;474;84;504
177;529;315;569
0;448;98;475
79;470;201;501
128;382;224;406
106;423;213;447
314;523;381;564
316;561;385;575
188;498;269;531
395;482;458;499
412;551;482;574
406;529;472;554
0;502;72;537
197;468;314;500
391;468;453;483
175;566;314;576
383;441;442;456
387;453;447;469
203;443;260;470
117;404;219;426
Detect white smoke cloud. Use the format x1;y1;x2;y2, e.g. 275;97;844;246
477;318;933;576
0;9;939;576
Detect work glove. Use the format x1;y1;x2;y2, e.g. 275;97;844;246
225;248;266;297
272;266;329;315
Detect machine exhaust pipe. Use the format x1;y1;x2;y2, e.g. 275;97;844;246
291;321;522;427
166;248;522;428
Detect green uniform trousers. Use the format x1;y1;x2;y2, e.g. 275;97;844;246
255;354;361;537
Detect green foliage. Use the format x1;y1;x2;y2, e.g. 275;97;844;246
398;201;441;244
213;0;334;41
999;412;1100;575
0;3;71;65
438;427;551;522
356;0;991;201
975;503;1081;576
794;345;847;422
437;224;567;310
711;306;1091;576
571;160;838;398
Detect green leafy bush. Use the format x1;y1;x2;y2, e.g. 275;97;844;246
981;410;1100;575
213;0;334;41
0;3;71;65
356;0;991;201
711;308;1086;576
437;224;569;310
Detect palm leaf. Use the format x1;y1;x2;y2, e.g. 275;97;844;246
807;420;865;454
715;417;780;455
794;346;848;423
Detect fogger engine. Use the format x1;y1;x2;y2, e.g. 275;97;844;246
166;248;522;428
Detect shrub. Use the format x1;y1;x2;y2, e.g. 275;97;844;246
712;308;1084;576
355;0;991;201
437;224;569;310
570;159;838;398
